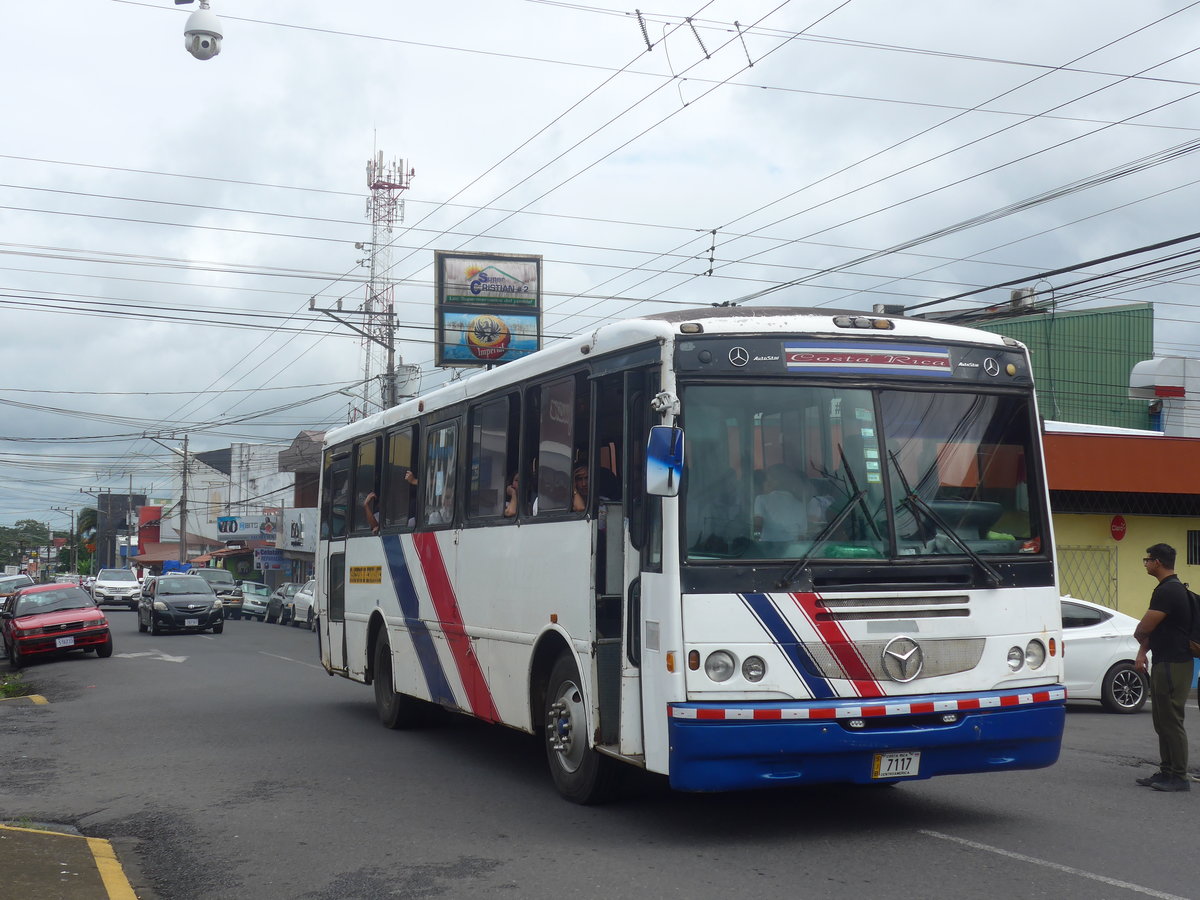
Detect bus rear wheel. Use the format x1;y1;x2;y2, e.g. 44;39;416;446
543;654;620;805
373;638;422;729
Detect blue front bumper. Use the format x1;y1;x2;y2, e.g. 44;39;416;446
668;687;1065;792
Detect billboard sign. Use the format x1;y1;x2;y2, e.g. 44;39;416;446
255;548;284;571
277;508;317;554
216;514;278;541
435;251;542;367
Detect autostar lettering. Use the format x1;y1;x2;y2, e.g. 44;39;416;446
957;361;980;368
752;355;780;362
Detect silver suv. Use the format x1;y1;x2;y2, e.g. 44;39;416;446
92;568;142;609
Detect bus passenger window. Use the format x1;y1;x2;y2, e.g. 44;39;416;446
351;437;379;533
468;395;517;519
423;423;458;527
322;451;351;540
383;427;418;529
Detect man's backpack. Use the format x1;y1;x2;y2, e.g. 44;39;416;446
1185;584;1200;658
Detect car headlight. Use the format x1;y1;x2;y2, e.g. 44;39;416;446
1006;646;1025;672
1025;640;1046;669
212;598;223;609
704;650;737;683
153;600;168;612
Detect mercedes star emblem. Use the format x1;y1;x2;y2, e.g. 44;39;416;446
881;636;924;683
983;357;1000;377
728;346;749;367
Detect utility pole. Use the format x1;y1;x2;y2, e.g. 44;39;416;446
178;434;189;564
51;506;76;574
144;434;190;564
80;487;112;569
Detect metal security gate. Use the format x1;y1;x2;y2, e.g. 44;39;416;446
1057;545;1118;609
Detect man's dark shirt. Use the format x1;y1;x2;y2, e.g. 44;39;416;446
1148;573;1193;663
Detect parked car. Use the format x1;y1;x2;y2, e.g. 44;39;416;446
239;581;271;621
1061;595;1147;713
291;579;317;630
188;567;243;619
266;582;301;624
2;583;113;668
138;574;223;635
0;574;33;602
91;567;141;610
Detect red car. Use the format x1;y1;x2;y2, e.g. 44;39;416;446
1;583;113;669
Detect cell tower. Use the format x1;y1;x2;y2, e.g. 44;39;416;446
359;152;415;416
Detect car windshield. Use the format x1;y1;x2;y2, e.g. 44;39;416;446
240;583;270;597
14;587;95;616
0;575;33;593
682;383;1044;562
158;577;212;596
97;569;137;582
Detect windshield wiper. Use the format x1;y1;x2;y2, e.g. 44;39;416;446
888;451;1003;587
777;447;884;589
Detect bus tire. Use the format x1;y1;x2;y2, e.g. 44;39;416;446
543;654;620;805
373;638;422;729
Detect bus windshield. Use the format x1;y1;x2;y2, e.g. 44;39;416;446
682;383;1043;561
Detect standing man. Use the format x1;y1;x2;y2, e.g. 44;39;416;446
1133;543;1193;792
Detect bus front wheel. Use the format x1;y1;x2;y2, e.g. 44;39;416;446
373;638;422;729
543;654;620;805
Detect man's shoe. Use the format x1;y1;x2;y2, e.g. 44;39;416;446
1136;771;1168;786
1150;776;1191;792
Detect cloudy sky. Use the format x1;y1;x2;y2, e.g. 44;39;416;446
4;0;1200;528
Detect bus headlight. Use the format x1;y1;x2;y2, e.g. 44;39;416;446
742;656;766;682
1025;640;1046;670
704;651;736;682
1006;646;1025;671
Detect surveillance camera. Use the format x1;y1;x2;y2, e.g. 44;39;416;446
183;5;223;61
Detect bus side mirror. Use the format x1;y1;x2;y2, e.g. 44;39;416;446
645;425;684;497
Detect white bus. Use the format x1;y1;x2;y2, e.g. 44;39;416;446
316;306;1065;803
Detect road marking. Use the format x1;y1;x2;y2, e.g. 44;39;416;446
258;650;324;671
920;830;1188;900
114;650;187;663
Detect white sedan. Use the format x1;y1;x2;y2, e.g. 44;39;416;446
289;579;317;630
1061;595;1147;713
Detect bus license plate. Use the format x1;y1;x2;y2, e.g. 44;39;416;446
185;618;199;627
872;751;920;779
55;636;75;648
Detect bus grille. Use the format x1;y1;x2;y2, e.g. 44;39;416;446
802;637;985;681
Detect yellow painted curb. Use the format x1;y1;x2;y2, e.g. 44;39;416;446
0;824;137;899
87;836;139;900
0;693;48;704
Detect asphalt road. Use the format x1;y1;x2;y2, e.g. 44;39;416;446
2;608;1198;900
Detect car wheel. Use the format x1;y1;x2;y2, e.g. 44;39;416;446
1101;662;1147;713
96;635;114;658
138;614;148;633
8;641;22;670
543;653;621;804
308;610;315;631
212;622;224;634
150;617;161;637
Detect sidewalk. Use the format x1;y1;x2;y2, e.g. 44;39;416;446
0;824;137;900
0;694;139;899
